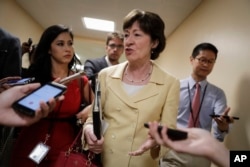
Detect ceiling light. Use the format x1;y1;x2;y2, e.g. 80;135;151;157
82;17;114;32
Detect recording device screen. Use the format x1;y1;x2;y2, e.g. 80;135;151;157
12;82;66;116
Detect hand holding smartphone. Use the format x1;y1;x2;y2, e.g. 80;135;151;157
12;82;67;117
144;123;187;141
210;114;240;123
210;114;239;122
7;77;35;86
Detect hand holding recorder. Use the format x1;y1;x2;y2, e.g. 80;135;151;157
144;123;187;141
128;123;187;156
148;121;229;167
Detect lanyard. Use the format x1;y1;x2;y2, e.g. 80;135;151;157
187;82;208;126
44;101;63;144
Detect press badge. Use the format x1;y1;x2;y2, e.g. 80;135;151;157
28;142;50;164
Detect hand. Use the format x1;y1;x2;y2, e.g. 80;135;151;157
0;83;64;126
76;105;92;125
148;121;229;167
149;122;212;156
128;137;157;156
0;76;21;93
84;124;104;154
21;41;32;55
213;107;232;132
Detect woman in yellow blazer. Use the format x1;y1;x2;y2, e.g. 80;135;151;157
83;9;180;167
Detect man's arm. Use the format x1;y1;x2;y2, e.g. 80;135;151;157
84;59;97;79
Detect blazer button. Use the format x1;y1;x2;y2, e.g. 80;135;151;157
116;108;121;112
111;134;116;139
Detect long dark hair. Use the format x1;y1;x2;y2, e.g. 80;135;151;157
29;25;81;84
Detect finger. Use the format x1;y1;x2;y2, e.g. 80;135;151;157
3;84;11;89
53;78;61;83
56;95;65;101
214;117;223;124
20;83;41;94
85;127;98;142
222;107;231;116
161;126;174;146
128;150;143;156
228;117;234;123
150;122;164;145
47;99;56;111
39;101;50;117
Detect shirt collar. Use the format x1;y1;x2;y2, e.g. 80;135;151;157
188;76;208;89
105;55;115;66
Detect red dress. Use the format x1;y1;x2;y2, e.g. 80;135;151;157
10;76;88;167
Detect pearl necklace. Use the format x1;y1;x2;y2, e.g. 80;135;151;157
124;64;153;83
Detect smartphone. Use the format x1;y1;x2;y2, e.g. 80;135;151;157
144;123;188;141
12;82;67;117
8;77;35;86
59;71;85;85
209;114;239;121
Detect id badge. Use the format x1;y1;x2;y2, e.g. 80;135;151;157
28;142;50;164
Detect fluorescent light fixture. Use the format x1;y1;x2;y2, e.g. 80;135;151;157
82;17;114;32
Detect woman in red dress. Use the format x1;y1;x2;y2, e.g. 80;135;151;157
10;25;93;167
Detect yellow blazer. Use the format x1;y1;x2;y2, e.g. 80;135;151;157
85;61;180;167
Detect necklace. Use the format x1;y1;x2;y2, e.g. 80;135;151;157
124;64;153;83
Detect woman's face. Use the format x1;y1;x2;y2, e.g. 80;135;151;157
124;21;157;63
49;32;74;65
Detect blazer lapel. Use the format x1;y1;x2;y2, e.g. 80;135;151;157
106;61;165;108
107;62;137;108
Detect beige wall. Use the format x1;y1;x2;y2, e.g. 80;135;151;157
1;0;250;160
0;0;110;64
0;0;43;43
156;0;250;152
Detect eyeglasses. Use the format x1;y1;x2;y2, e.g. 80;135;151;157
108;44;124;49
195;58;215;65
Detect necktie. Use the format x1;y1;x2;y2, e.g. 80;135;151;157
188;83;201;127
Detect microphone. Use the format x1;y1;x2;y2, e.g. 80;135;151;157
59;71;85;85
92;79;102;140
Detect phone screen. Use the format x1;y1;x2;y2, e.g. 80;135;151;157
13;82;66;116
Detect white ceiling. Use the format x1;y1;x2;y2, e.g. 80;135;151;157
15;0;202;41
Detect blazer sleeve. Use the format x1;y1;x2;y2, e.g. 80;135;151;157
159;77;180;158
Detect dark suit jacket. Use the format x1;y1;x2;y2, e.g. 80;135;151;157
84;56;108;78
84;56;108;91
0;28;21;166
0;28;21;79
